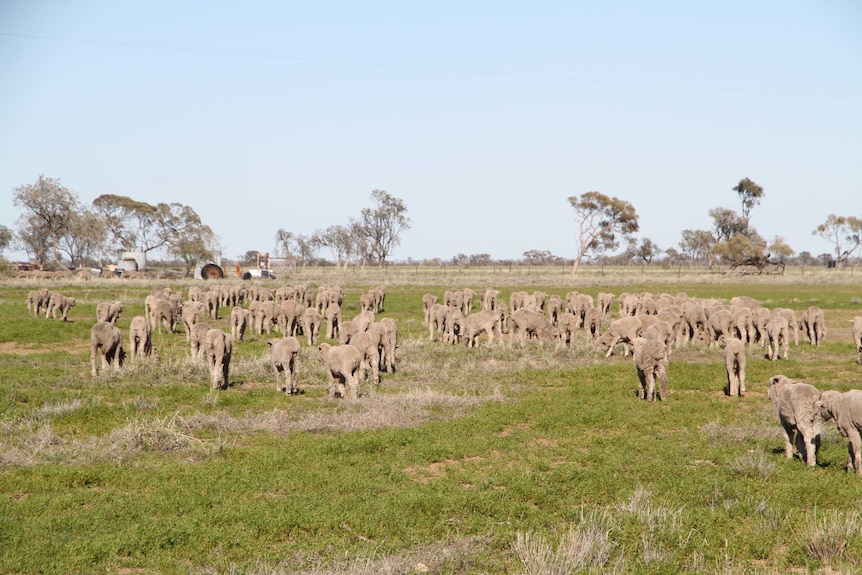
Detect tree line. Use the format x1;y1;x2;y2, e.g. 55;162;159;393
2;175;860;274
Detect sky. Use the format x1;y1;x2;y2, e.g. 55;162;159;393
1;1;861;264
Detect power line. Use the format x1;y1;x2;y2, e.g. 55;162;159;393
1;31;860;101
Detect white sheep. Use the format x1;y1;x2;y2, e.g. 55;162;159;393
268;336;301;394
724;337;746;397
820;390;862;474
596;316;642;357
632;337;668;401
767;375;822;467
852;316;862;365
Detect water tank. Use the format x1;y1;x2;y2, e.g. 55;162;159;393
121;251;147;271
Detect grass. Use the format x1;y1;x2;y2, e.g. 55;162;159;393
1;268;862;573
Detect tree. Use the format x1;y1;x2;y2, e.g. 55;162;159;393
13;175;81;264
468;253;492;266
636;238;660;265
768;236;795;262
167;213;215;277
708;207;747;242
813;214;862;269
58;210;107;268
567;191;639;275
359;190;411;269
275;229;318;270
679;229;716;268
732;177;765;229
712;232;767;268
0;224;14;258
523;250;554;265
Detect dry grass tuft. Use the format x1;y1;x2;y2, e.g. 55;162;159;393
194;536;489;575
512;510;620;575
798;508;861;564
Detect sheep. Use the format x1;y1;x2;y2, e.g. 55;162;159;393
597;292;614;319
764;316;789;361
428;303;448;341
557;312;580;348
45;292;75;322
317;343;362;399
302;307;321;347
267;336;301;394
128;315;152;359
27;288;51;317
181;301;205;340
772;308;800;346
724;337;746;397
819;390;862;473
852;316;862;365
422;294;439;323
706;309;734;348
509;309;558;348
632;337;668;401
348;331;381;385
190;322;211;361
204;329;233;390
352;310;375;333
683;301;708;343
278;300;305;337
443;307;464;345
324;302;342;340
90;321;123;376
379;318;398;373
462;288;475;316
596;316;643;357
338;320;360;345
230;306;249;341
767;375;822;467
463;309;504;348
642;320;674;360
152;299;177;335
96;300;124;325
800;306;826;346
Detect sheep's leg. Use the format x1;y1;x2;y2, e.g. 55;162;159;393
781;424;795;459
645;370;656;401
657;365;668;401
848;429;862;474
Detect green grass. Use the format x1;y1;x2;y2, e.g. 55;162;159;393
1;272;862;573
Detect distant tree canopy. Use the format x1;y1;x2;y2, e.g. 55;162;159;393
813;214;862;269
567;191;639;275
361;190;411;269
709;178;776;272
0;224;14;257
12;176;215;274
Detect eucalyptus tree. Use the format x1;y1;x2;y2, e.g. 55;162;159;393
813;214;862;269
13;175;80;265
360;190;411;269
567;191;639;275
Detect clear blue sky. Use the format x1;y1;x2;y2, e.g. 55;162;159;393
2;1;860;263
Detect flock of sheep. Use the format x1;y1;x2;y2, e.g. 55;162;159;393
24;284;398;400
24;282;862;472
422;286;862;470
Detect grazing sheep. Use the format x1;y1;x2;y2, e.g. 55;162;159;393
422;294;439;323
706;309;734;348
557;312;580;348
256;301;279;335
596;316;643;357
352;310;375;333
764;316;789;361
128;315;152;359
751;307;772;347
182;301;205;340
820;390;862;474
724;337;746;397
348;331;381;385
302;307;321;346
632;337;668;401
642;320;674;360
45;292;75;321
772;308;800;346
230;306;249;341
317;343;362;399
767;375;822;467
428;303;448;341
338;320;359;345
27;288;51;317
152;299;177;335
463;309;504;348
546;295;564;327
800;306;826;346
482;289;500;311
683;301;708;343
852;316;862;365
90;321;123;376
583;307;601;340
96;300;124;325
204;329;233;390
443;307;464;345
267;337;301;394
278;300;305;337
379;318;398;373
190;322;211;361
462;288;475;316
732;306;754;344
509;309;558;348
597;292;614;319
324;302;342;340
